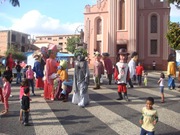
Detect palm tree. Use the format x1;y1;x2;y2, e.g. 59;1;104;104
168;0;180;8
9;0;20;7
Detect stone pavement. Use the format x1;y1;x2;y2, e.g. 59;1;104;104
0;69;180;135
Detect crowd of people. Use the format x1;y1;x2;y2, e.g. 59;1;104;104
0;47;178;134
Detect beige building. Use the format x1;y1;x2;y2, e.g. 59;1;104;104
0;30;32;56
35;34;80;52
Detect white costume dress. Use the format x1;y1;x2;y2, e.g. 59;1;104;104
72;59;90;107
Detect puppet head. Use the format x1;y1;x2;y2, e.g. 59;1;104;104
48;44;57;59
118;48;129;63
74;46;88;61
59;60;68;70
33;50;42;61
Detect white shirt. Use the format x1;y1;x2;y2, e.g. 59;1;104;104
128;59;136;78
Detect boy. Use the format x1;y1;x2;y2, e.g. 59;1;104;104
21;87;30;126
139;97;158;135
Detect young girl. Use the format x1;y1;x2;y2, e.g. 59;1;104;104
157;72;165;103
144;72;148;86
139;97;158;135
26;65;35;96
1;75;11;115
0;71;4;103
19;79;30;121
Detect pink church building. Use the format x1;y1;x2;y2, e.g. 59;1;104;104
84;0;171;70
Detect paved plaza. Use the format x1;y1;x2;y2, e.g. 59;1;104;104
0;69;180;135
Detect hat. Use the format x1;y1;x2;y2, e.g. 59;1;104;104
102;52;110;57
118;48;129;55
48;44;57;51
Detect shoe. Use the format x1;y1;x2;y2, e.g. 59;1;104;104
24;123;29;126
10;95;13;97
116;98;123;100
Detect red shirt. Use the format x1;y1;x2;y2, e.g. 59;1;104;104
136;65;144;75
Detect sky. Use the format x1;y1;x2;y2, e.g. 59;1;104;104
0;0;179;38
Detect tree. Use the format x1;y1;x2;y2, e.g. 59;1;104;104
9;0;20;7
66;36;80;54
168;0;180;8
5;46;26;61
166;22;180;50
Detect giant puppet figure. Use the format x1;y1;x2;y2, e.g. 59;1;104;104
114;48;130;101
72;47;90;107
33;50;44;89
44;44;57;100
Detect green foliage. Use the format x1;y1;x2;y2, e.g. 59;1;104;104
66;36;80;54
74;47;88;58
9;0;20;7
166;22;180;50
5;46;26;61
168;0;180;8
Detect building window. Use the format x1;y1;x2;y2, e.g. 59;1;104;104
119;0;125;30
59;37;63;39
97;18;102;34
150;39;157;54
11;34;16;42
96;41;102;54
22;36;25;43
151;15;157;33
48;37;52;40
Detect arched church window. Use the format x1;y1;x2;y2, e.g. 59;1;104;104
151;15;157;33
119;0;125;30
97;18;102;34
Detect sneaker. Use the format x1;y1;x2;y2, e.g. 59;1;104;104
10;94;13;97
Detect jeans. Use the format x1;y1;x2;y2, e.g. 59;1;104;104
22;111;29;124
140;128;154;135
28;79;34;94
16;72;22;84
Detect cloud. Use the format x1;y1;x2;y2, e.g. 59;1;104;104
170;4;180;17
6;10;83;36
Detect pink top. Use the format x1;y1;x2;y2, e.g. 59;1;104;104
93;61;104;76
26;69;34;79
3;82;11;98
19;86;29;99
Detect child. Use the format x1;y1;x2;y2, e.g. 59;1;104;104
0;71;4;103
19;79;30;122
157;72;165;103
139;97;158;135
144;72;148;86
21;87;30;126
26;65;35;96
136;62;144;86
1;75;11;115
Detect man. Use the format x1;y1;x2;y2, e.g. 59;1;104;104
128;52;138;88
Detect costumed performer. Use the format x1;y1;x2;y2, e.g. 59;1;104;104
114;48;130;101
72;47;90;107
102;52;113;85
33;50;44;89
54;60;73;101
44;44;57;100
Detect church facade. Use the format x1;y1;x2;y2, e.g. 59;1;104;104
84;0;171;70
